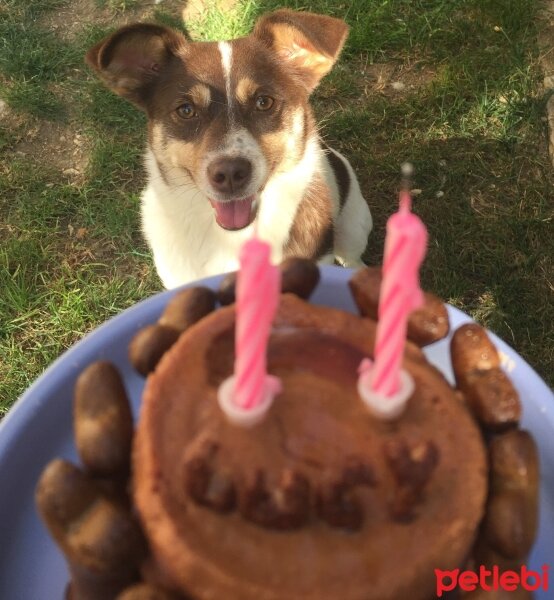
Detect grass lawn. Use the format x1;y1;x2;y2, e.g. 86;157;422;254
0;0;552;414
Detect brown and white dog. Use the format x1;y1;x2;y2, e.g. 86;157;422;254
86;10;372;288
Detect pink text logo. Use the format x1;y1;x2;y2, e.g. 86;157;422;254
435;565;550;597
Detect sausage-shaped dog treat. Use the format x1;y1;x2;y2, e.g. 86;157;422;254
74;362;133;477
348;266;380;319
139;556;186;598
462;369;521;432
472;535;538;593
349;267;449;346
409;294;450;347
217;259;321;307
485;491;530;559
130;288;217;376
217;271;238;306
36;460;146;600
158;287;216;332
451;324;521;431
451;322;501;372
280;258;320;299
484;430;539;559
129;325;181;377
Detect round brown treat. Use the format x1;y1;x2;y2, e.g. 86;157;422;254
74;361;133;476
134;295;488;600
217;271;237;305
159;287;216;332
280;257;320;299
129;324;181;376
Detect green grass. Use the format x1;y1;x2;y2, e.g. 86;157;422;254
0;0;552;414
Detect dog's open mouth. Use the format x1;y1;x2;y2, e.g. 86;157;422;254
209;196;257;231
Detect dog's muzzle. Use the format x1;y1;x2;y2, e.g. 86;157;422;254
207;157;257;230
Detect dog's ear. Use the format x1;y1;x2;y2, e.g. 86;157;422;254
253;10;348;93
85;23;186;108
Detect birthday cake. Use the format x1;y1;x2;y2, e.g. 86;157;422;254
35;260;539;600
135;291;486;600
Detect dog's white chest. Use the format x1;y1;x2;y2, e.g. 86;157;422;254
140;183;248;288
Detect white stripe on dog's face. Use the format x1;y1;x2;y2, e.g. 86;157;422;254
218;41;233;121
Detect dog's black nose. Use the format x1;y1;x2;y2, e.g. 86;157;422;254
207;157;252;195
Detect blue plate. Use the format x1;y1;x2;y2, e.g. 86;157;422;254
0;266;552;599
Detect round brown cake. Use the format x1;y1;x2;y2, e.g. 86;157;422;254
134;293;488;600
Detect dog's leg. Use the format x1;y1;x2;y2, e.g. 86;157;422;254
333;161;372;268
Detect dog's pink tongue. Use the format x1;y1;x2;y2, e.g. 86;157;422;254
211;197;254;230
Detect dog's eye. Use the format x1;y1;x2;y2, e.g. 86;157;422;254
177;102;197;119
255;95;274;111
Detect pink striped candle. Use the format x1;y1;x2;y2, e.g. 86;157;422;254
371;191;427;396
218;237;282;426
358;188;427;417
234;237;281;409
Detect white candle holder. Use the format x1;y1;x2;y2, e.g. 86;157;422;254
357;367;414;421
217;375;281;427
